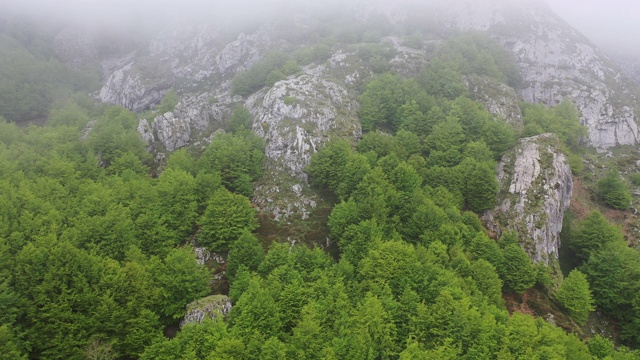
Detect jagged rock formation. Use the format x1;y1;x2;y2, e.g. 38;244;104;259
443;0;639;149
483;133;573;265
248;75;361;220
215;30;272;75
99;62;172;112
362;0;640;149
151;112;191;152
617;57;640;86
57;0;640;223
180;295;232;328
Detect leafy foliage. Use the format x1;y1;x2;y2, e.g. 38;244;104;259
198;188;259;252
596;169;632;210
232;51;299;96
520;100;587;149
556;269;595;324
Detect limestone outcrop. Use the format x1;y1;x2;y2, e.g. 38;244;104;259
483;133;573;265
248;75;361;220
151;112;191;152
180;295;232;328
99;62;172;112
448;0;639;149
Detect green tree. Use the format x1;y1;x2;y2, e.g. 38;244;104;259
398;100;429;137
570;211;624;263
520;100;587;149
471;259;503;306
0;325;26;360
359;73;406;131
556;269;595;324
230;276;281;339
596;170;632;210
500;244;536;294
157;89;179;114
588;335;614;359
155;168;199;243
151;246;210;322
198;132;265;196
229;105;253;132
459;159;498;213
418;58;467;99
226;230;265;281
198;188;258;251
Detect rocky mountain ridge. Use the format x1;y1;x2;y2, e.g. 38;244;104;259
49;0;640;261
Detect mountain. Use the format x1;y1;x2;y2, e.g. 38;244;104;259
3;1;640;357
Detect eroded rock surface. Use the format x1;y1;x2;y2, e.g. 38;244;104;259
151;112;191;152
180;295;232;328
99;62;171;112
483;133;573;265
248;75;361;220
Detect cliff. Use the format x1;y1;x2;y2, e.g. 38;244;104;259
483;134;573;265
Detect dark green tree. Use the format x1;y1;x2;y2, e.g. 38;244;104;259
226;230;265;281
596;170;632;210
151;246;210;322
570;211;624;263
500;244;536;294
556;269;595;324
198;187;258;251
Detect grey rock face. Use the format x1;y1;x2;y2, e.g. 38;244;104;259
180;295;232;328
466;75;523;129
377;0;640;149
149;26;220;81
250;75;359;177
137;119;155;149
99;62;171;112
248;75;360;220
215;30;271;75
464;1;639;149
483;133;573;265
505;28;639;149
151;112;191;152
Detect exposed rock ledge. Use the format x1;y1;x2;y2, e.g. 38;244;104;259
180;295;232;328
483;133;573;265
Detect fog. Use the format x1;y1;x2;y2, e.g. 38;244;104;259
2;0;639;59
547;0;640;59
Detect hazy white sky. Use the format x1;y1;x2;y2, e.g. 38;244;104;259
547;0;640;58
1;0;639;58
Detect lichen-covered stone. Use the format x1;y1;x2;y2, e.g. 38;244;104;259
180;295;232;328
215;30;271;75
151;112;191;152
248;75;360;220
483;133;573;265
99;62;171;112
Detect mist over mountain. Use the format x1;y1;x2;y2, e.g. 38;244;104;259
3;0;640;358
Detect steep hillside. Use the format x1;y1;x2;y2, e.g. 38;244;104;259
4;0;640;357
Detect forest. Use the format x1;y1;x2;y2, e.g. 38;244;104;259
1;6;640;360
